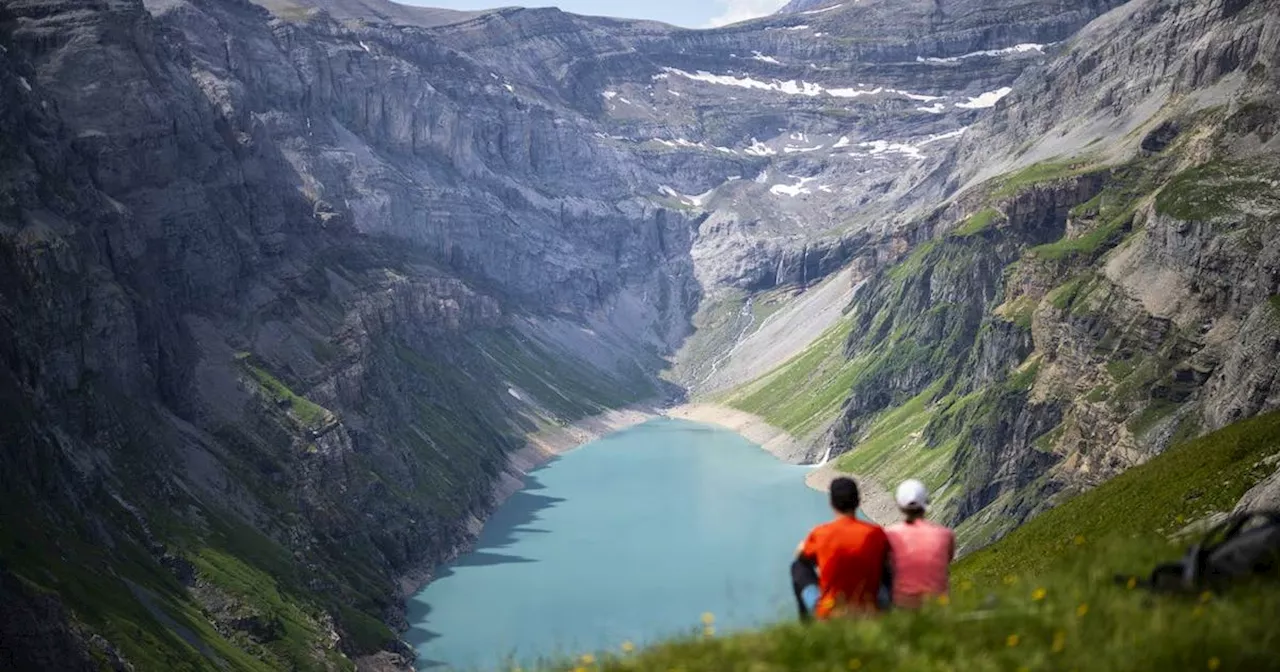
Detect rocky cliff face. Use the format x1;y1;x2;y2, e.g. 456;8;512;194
784;0;1280;548
2;0;1272;668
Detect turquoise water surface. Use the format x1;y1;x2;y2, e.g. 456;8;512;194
406;418;835;670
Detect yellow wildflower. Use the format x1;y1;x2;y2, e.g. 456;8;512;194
1073;534;1086;546
1076;603;1089;617
1003;574;1018;586
1193;606;1205;618
1007;634;1020;648
1199;591;1213;604
1031;587;1047;601
1052;630;1067;653
1126;576;1137;590
703;625;716;638
937;594;950;607
572;667;587;672
621;641;635;654
959;579;973;592
848;659;863;670
1208;658;1221;671
580;654;595;665
701;612;715;625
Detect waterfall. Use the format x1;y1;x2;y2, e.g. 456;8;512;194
815;443;833;467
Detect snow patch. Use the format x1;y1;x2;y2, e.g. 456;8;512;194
507;388;523;400
857;140;924;160
658;67;940;102
359;41;371;53
833;136;851;148
745;138;777;156
917;102;946;114
784;144;824;153
504;84;514;92
784;24;810;30
917;43;1045;64
751;51;782;64
916;127;968;146
955;87;1013;109
801;3;843;14
660;185;715;208
669;90;682;97
818;185;834;193
18;76;32;92
770;176;818;197
602;91;618;99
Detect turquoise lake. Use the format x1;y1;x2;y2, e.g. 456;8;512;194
406;418;835;670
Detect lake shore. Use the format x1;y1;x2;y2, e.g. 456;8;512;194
396;401;662;600
663;403;900;525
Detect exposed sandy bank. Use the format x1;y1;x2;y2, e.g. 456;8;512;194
805;463;901;526
664;403;813;463
664;403;900;525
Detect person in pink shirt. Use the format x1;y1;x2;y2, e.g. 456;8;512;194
884;479;955;608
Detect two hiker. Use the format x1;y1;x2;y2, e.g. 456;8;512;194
792;477;955;619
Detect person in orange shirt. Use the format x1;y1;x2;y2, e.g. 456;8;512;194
884;479;955;608
791;477;892;620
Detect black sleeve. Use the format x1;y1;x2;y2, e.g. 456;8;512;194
791;556;819;621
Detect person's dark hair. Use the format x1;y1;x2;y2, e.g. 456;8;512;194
902;505;926;523
829;477;860;514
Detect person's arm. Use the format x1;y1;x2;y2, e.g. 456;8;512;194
792;533;821;620
878;538;894;611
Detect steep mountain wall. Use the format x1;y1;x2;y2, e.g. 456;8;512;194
716;0;1280;550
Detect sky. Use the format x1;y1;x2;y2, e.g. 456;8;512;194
399;0;790;28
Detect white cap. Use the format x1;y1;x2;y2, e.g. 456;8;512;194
895;479;929;511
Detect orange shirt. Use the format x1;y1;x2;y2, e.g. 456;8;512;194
799;516;889;618
885;519;955;608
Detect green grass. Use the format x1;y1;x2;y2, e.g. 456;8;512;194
1046;275;1090;310
990;158;1105;199
994;295;1038;331
958;409;1280;582
833;381;954;496
242;361;331;429
1028;208;1134;262
1154;160;1280;222
1126;399;1181;437
542;411;1280;672
953;208;1003;237
723;317;867;437
1269;295;1280;319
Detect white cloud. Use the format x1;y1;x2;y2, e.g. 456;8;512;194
707;0;788;27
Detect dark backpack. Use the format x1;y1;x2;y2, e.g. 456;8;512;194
1120;511;1280;593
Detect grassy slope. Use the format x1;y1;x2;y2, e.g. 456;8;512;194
716;316;864;438
545;411;1280;672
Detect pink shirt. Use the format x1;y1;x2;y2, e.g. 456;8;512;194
885;519;955;607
